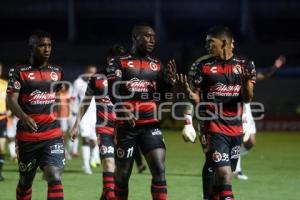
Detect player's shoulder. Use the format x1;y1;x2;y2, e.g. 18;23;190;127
11;62;32;72
47;64;63;72
192;54;215;67
232;55;252;64
146;55;161;64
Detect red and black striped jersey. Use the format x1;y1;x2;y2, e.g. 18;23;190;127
86;74;116;135
106;53;169;125
189;55;256;136
7;62;63;141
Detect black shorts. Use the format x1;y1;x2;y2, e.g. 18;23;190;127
206;133;242;171
98;134;115;159
17;137;65;175
115;123;165;160
0;119;7;138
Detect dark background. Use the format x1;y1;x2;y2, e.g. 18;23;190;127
0;0;299;129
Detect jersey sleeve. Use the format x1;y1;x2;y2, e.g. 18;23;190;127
106;57;123;105
6;67;21;94
246;60;257;84
188;60;203;89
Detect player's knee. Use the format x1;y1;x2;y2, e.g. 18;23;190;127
43;167;62;183
102;158;115;172
116;168;130;183
216;167;232;184
150;162;165;180
19;175;35;187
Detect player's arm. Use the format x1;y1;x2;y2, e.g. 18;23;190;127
175;58;204;142
240;60;256;103
70;77;94;141
106;57;135;127
6;68;37;132
256;55;286;81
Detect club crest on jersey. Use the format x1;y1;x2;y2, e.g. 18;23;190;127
115;69;122;78
233;64;242;74
50;72;58;81
212;151;222;162
14;81;21;89
117;148;125;158
149;62;158;71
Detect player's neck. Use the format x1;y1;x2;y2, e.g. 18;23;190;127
131;46;148;57
220;51;234;61
29;56;48;68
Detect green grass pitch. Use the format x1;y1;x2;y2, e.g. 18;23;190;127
1;131;300;200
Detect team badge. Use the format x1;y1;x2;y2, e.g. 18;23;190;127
115;69;122;78
100;145;108;155
149;62;158;71
117;148;125;158
14;81;21;89
50;72;58;81
233;64;242;74
212;151;222;162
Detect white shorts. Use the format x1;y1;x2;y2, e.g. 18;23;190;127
79;98;97;140
6;117;18;138
60;118;69;133
80;119;97;140
242;103;257;135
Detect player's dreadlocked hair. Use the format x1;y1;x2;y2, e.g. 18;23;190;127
206;25;233;41
28;29;51;47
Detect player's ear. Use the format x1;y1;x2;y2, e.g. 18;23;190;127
221;40;227;49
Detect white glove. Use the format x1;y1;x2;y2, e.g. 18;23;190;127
182;114;196;143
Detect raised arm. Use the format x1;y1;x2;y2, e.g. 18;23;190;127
256;55;286;81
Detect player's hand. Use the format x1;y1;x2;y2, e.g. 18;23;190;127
175;73;192;95
167;59;177;85
182;124;197;143
20;115;38;132
70;123;79;142
199;133;208;153
119;110;135;128
181;114;196;143
238;67;252;86
273;55;286;69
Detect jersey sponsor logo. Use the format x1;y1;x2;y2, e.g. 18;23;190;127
50;72;58;81
14;81;21;89
210;66;218;73
231;145;240;159
50;143;64;154
20;66;32;71
28;73;35;80
28;90;56;105
149;62;158;71
208;82;241;97
126;78;156;93
127;61;134;68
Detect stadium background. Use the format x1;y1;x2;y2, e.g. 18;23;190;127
0;0;299;199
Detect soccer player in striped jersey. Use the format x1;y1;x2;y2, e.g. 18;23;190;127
7;30;65;200
177;25;256;200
